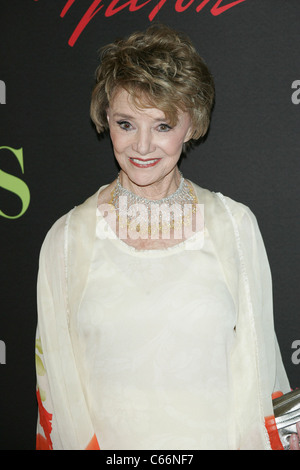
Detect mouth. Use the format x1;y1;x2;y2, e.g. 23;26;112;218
129;157;161;168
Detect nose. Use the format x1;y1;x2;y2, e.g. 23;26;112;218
132;128;155;156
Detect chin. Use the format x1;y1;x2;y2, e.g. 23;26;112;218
127;173;159;188
121;166;160;186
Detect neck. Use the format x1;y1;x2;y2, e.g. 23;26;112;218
118;167;182;201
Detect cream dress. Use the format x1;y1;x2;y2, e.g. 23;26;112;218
71;209;237;449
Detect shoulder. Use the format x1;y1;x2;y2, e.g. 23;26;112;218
44;186;107;236
39;212;72;262
217;192;258;227
39;185;111;263
190;180;256;224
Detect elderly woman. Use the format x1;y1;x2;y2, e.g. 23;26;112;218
35;24;299;450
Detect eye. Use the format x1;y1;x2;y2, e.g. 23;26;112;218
157;123;172;132
117;120;132;131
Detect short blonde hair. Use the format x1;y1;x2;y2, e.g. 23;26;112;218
90;24;215;141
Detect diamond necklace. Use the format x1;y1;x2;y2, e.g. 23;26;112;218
110;172;198;237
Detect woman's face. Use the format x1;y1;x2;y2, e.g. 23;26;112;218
106;88;192;195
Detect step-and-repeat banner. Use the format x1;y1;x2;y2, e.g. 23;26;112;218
0;0;299;449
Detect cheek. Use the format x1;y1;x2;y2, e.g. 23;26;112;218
109;130;129;153
162;134;187;156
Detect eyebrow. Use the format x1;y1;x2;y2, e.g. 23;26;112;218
112;112;168;122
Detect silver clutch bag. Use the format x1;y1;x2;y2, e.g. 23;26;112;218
273;389;300;449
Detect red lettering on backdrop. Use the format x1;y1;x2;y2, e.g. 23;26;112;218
61;0;77;16
195;0;210;12
147;0;167;21
105;0;152;17
175;0;195;13
210;0;247;15
33;0;248;46
60;0;104;47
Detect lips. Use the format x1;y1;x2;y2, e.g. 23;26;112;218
129;157;161;168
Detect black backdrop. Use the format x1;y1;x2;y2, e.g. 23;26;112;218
0;0;299;450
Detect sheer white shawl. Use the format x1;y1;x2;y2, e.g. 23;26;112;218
35;182;290;450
